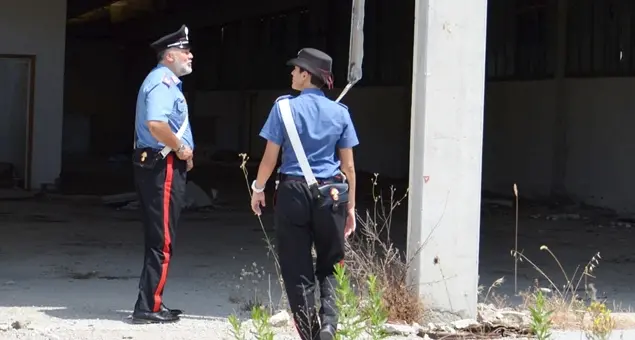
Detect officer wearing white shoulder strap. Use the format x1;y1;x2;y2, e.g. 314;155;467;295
250;48;359;340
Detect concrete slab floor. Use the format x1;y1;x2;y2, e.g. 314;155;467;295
478;201;635;312
1;194;635;339
0;197;295;339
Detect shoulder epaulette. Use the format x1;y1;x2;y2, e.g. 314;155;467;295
336;101;349;110
161;74;174;87
274;94;293;102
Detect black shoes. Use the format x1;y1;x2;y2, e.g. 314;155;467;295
161;303;183;316
319;324;336;340
131;304;183;324
131;310;179;324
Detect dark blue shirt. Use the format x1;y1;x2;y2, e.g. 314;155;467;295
134;64;194;150
259;88;359;178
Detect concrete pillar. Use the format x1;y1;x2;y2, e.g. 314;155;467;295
406;0;488;320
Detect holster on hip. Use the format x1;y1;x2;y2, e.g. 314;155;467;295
132;148;163;169
311;182;349;211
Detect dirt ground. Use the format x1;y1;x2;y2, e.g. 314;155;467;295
2;172;635;339
478;199;635;311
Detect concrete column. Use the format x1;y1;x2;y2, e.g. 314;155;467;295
406;0;488;320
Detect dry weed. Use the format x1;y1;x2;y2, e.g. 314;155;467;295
479;277;512;310
344;173;424;324
238;153;286;312
507;184;612;331
512;242;603;329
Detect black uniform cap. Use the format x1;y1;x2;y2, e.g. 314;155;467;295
286;48;334;89
150;24;190;52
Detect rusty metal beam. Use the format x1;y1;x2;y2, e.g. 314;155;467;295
67;0;119;18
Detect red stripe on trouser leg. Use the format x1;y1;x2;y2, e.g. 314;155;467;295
152;153;174;312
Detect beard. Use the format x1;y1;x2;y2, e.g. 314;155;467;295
175;60;193;76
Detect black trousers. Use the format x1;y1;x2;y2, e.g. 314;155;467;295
274;177;347;340
132;152;187;313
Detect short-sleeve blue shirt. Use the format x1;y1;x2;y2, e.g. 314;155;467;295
259;88;359;178
134;64;194;150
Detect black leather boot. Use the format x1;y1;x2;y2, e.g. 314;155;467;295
160;303;183;316
319;324;336;340
131;310;180;324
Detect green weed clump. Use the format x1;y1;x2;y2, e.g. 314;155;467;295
528;288;553;340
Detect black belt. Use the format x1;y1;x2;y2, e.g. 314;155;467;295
134;147;163;152
134;147;182;158
280;174;344;184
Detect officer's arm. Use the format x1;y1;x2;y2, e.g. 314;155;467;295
256;141;281;187
337;111;360;210
145;84;182;150
255;104;284;189
339;149;356;210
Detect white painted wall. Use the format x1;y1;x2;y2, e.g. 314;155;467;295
0;0;67;189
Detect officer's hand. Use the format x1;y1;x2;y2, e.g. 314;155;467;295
177;147;193;160
186;159;194;171
345;208;356;238
251;191;266;216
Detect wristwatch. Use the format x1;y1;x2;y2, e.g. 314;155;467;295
251;180;265;193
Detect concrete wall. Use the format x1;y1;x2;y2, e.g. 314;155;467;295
484;79;635;213
190;78;635;214
191;86;412;179
63;39;128;157
0;0;67;189
482;81;557;199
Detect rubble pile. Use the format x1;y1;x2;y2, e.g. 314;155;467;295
257;304;533;339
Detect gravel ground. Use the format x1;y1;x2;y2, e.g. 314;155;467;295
0;198;298;340
2;194;635;339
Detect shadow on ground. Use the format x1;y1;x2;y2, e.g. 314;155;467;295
0;198;285;324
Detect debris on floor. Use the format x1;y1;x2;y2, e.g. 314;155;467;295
101;192;137;206
0;321;26;331
545;213;584;221
0;189;37;201
482;198;514;208
119;200;140;210
607;221;633;228
328;303;532;339
101;181;219;211
67;270;99;280
268;310;290;327
184;181;215;209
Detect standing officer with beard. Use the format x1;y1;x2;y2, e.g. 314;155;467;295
250;48;359;340
130;24;195;324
